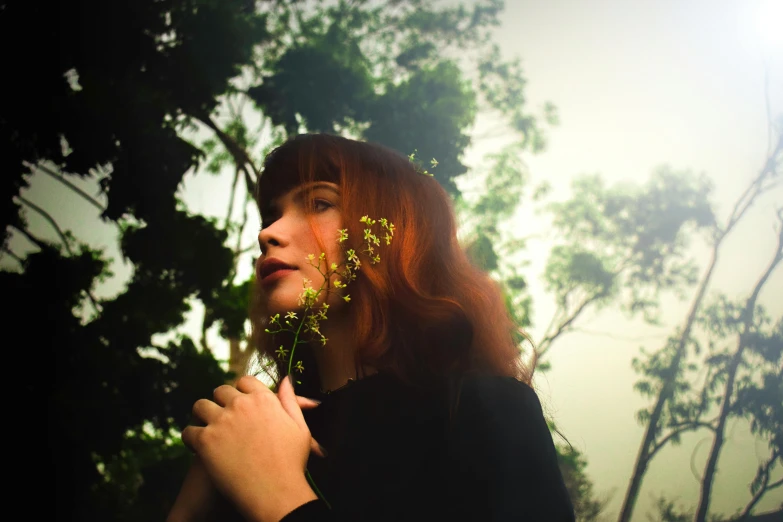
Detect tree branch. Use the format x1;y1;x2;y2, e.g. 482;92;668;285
234;191;250;261
235;243;258;258
194;112;261;183
17;195;74;256
537;291;605;358
23;161;107;213
693;209;783;522
200;307;211;353
15;196;102;313
764;63;774;160
569;327;667;343
1;247;24;266
738;449;782;520
618;135;782;522
648;421;715;460
767;477;783;491
224;164;242;230
10;224;47;249
726;131;782;232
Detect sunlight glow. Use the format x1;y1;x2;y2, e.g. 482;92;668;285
755;0;783;51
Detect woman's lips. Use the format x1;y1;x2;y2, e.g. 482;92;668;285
260;268;296;285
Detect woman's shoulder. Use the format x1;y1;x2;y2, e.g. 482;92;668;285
455;374;541;414
445;374;576;521
447;374;550;442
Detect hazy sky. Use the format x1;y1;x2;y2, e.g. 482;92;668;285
8;0;782;520
476;0;783;518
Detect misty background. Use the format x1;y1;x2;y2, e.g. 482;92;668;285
3;0;781;520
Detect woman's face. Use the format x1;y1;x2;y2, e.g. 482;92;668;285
256;181;345;316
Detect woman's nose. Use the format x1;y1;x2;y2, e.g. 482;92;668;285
258;217;291;254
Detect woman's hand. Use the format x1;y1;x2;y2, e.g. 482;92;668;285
181;376;321;522
166;455;219;522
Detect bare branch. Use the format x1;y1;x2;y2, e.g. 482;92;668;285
727;131;782;232
569;327;667;343
224;165;242;230
24;161;107;213
17;195;74;256
10;224;47;249
234;193;250;259
648;421;715;460
226;186;252;285
738;449;781;519
15;196;102;313
619;133;783;521
767;477;783;491
693;215;783;521
195;112;260;183
537;291;605;357
473;124;511;142
764;63;773;158
1;247;24;266
200;308;211;353
235;243;258;258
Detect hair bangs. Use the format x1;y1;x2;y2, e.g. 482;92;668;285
256;135;343;218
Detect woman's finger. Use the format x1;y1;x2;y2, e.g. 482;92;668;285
278;376;308;432
310;437;327;458
213;384;241;406
181;425;204;453
296;395;321;410
235;375;271;395
192;398;222;425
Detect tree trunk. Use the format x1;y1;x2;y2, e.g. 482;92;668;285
692;349;741;522
693;216;782;522
616;248;717;522
617;140;779;522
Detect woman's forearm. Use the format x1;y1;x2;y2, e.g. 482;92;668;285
167;456;219;522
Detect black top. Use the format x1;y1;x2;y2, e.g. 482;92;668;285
280;371;575;522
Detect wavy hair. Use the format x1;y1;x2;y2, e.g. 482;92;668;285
249;134;529;397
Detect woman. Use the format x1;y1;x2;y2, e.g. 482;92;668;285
168;134;575;522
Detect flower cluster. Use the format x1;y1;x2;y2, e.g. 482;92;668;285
261;216;395;510
408;149;439;177
264;215;395;383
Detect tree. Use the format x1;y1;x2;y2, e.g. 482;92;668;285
557;443;609;522
461;108;782;520
2;0;561;518
692;212;782;522
532;167;716;373
3;0;269;518
617;129;782;522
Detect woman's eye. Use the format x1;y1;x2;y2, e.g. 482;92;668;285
312;199;334;212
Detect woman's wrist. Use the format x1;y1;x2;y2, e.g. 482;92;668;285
244;479;318;522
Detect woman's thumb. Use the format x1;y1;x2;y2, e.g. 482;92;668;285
278;375;307;429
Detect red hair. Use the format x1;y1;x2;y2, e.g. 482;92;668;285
250;134;529;396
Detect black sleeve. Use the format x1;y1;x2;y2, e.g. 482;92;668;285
445;376;576;522
281;376;575;522
279;499;335;522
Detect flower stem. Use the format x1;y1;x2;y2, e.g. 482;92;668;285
305;468;332;510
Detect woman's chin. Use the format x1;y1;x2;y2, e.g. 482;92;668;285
265;301;303;316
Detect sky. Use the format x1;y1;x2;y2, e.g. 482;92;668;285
6;0;783;520
475;0;783;519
